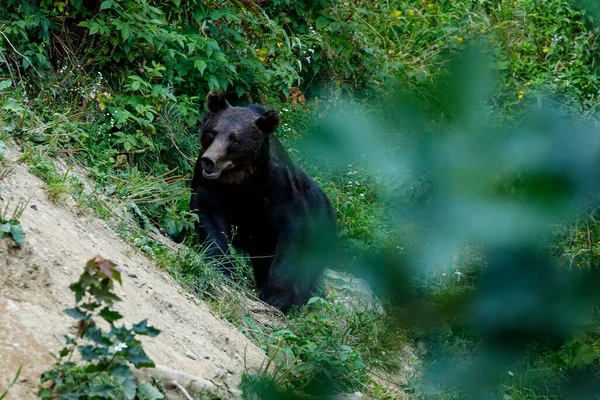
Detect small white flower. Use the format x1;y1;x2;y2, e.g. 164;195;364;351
113;342;128;352
508;371;514;376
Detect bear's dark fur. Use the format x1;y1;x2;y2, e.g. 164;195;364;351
190;90;336;312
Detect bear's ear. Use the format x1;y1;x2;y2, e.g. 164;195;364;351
255;110;280;134
206;90;228;113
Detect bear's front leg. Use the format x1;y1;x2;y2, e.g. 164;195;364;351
190;193;237;277
260;283;295;313
259;229;301;313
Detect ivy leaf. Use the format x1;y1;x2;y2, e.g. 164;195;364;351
137;383;164;400
63;307;89;320
91;255;122;284
99;307;124;324
126;344;155;368
132;319;161;337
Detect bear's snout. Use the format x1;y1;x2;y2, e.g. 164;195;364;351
200;156;216;171
200;137;234;180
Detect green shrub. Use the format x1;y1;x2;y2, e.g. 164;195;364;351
39;256;161;399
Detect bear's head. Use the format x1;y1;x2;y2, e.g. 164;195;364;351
199;90;280;184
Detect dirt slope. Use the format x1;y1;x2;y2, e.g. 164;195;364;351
0;160;265;398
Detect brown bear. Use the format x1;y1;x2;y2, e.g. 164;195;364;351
190;90;336;312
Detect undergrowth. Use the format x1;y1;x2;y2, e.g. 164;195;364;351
38;256;161;399
2;0;600;398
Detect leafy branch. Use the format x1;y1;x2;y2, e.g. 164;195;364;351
39;256;162;400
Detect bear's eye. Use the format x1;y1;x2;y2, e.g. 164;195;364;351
230;137;239;145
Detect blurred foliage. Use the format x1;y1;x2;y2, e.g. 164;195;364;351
289;47;600;399
3;0;600;399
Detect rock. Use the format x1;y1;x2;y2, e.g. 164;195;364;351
5;300;19;312
134;364;223;395
185;351;198;361
334;392;364;399
323;269;385;314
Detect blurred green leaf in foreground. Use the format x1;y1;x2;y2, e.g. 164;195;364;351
245;45;600;399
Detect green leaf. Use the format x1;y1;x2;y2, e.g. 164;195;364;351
63;307;89;320
89;384;117;396
10;224;24;246
329;22;341;31
123;141;132;151
0;80;12;91
210;9;223;20
164;218;177;236
113;365;137;400
137;383;164;400
215;52;227;63
30;132;48;144
69;281;85;304
2;98;24;113
307;297;321;305
235;85;245;97
0;139;6;151
121;26;131;41
132;319;161;337
99;307;123;323
316;16;329;30
194;59;207;75
208;75;220;89
0;223;10;233
126;345;155;368
572;344;597;368
99;0;112;10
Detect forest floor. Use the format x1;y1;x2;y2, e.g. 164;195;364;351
0;146;266;399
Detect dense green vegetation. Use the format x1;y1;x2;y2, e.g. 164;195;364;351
3;0;600;398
